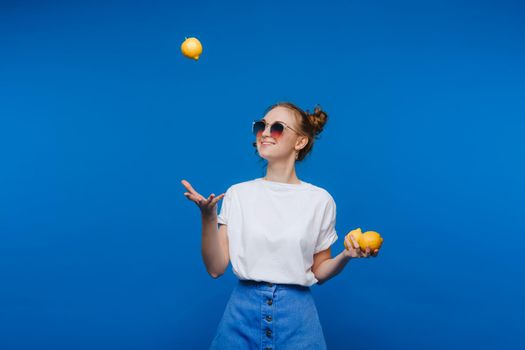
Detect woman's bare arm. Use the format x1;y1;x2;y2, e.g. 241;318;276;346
201;213;229;278
181;179;227;278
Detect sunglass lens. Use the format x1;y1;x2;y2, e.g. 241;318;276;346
253;121;265;136
270;123;284;139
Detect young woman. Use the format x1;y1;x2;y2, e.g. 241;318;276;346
181;102;379;349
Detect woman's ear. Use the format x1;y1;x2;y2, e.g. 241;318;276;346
296;136;308;151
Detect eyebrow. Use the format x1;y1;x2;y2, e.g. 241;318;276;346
261;118;286;124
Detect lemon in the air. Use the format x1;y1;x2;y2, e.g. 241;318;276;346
181;37;203;60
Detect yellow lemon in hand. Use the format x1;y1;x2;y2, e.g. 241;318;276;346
360;231;384;251
181;37;203;60
344;228;363;250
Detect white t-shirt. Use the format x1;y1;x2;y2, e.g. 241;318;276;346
217;177;339;287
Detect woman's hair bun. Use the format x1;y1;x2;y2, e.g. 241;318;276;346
306;104;328;136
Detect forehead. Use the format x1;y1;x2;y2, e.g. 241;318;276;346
262;106;296;125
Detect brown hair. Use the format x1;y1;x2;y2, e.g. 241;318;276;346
252;101;329;162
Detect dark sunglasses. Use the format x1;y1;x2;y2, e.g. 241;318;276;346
252;119;303;139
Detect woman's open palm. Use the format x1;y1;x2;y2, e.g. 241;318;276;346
181;179;225;216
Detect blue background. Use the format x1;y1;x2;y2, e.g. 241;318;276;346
1;0;524;349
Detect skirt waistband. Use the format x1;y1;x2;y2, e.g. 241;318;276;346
239;279;275;287
238;279;310;290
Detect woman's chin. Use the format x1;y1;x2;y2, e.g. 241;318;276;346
259;152;291;162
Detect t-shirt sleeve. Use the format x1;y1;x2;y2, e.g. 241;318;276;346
217;186;233;226
314;195;339;253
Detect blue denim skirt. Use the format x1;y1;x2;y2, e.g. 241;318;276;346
210;279;327;350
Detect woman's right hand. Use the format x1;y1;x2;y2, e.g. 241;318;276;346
181;179;225;217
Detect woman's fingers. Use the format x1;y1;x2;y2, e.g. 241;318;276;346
346;236;364;258
205;193;215;206
202;193;224;207
181;179;206;201
210;193;225;206
181;179;196;194
183;185;225;211
207;192;226;207
184;192;205;206
350;236;360;251
345;236;355;252
184;192;196;201
365;247;371;258
344;236;351;250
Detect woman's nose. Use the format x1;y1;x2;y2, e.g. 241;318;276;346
261;124;272;137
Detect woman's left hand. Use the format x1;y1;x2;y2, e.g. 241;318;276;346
343;234;379;259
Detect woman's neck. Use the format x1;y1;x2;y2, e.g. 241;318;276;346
263;171;301;184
